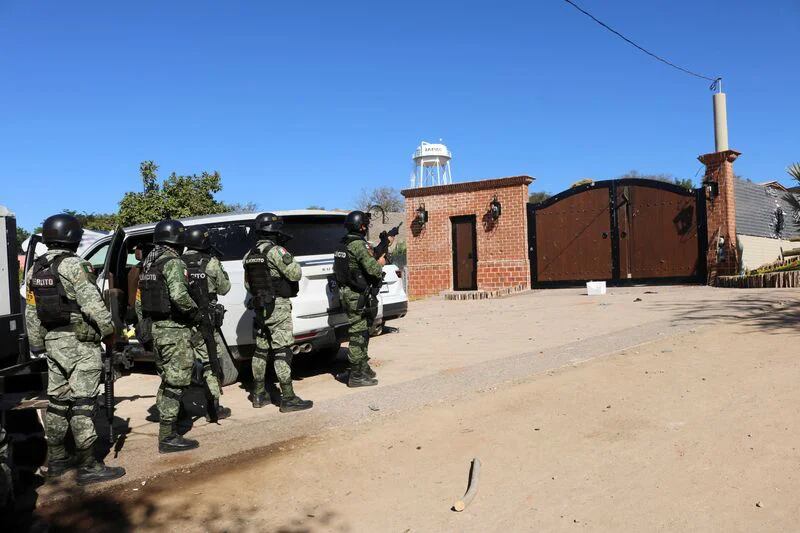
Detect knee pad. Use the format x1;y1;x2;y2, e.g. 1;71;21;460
70;397;97;418
162;386;185;402
274;348;293;366
46;396;71;418
253;348;270;362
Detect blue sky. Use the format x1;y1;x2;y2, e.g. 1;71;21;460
2;0;798;230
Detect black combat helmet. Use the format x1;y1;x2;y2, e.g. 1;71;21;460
344;210;370;234
42;213;83;246
254;212;283;235
153;219;186;246
185;227;211;251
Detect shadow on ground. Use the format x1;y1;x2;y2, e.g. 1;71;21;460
649;294;800;333
16;478;347;533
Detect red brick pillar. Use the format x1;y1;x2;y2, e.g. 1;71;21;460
698;149;741;283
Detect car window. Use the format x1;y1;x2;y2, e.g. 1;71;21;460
123;235;154;267
200;216;347;261
206;222;258;261
282;215;347;256
84;241;109;269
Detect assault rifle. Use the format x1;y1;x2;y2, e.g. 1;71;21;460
102;337;133;443
372;222;402;262
197;306;224;421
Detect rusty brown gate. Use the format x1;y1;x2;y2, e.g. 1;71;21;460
527;179;707;285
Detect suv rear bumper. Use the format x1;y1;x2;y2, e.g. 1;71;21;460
382;301;408;321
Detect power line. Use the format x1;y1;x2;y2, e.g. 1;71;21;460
561;0;721;86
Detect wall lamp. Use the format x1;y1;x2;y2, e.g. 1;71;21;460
702;180;718;201
415;203;429;226
489;196;502;221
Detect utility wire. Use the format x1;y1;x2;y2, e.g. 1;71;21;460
562;0;721;87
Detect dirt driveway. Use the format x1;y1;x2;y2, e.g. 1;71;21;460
30;285;800;531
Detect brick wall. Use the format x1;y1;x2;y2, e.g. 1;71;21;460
699;149;741;282
401;176;533;298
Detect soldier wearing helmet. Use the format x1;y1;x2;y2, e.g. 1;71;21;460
243;213;312;412
137;219;205;453
333;210;384;387
183;226;234;422
24;214;126;484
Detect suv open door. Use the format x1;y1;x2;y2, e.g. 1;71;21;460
101;228;127;336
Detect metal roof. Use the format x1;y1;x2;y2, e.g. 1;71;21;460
734;178;800;239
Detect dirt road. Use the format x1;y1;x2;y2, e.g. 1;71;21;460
37;287;800;532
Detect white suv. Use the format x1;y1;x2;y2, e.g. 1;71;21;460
55;210;407;368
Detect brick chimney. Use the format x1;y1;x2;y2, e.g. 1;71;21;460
698;149;740;282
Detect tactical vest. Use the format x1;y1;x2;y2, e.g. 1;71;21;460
30;254;81;329
184;253;216;308
138;255;175;320
244;243;297;310
334;235;370;292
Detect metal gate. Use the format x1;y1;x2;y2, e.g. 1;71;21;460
527;179;707;285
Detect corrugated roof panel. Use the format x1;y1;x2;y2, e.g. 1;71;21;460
734;178;800;239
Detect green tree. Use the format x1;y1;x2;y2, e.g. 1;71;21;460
63;209;118;231
616;170;693;189
528;191;551;204
306;205;326;210
118;162;233;226
571;178;594;188
16;226;30;253
788;163;800;183
355;187;404;213
224;202;258;213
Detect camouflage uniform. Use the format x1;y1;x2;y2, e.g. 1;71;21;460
0;423;11;510
243;238;301;397
341;233;384;369
141;246;206;441
183;249;231;399
24;249;114;468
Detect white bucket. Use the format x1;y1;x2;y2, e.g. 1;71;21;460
586;281;607;296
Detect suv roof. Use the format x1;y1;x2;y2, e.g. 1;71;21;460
123;209;347;234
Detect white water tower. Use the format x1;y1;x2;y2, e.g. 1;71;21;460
411;141;453;187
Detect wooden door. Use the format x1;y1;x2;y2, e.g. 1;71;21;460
624;183;700;279
533;186;613;282
451;216;477;291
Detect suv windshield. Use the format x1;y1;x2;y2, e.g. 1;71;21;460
202;215;347;261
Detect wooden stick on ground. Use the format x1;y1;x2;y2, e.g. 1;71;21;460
453;458;481;512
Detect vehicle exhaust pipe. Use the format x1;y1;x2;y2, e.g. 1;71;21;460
301;343;312;353
291;345;301;355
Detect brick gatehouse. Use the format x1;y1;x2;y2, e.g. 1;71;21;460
401;176;533;299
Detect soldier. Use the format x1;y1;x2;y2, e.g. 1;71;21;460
138;219;204;453
24;214;125;484
183;227;233;422
243;213;312;412
333;210;385;387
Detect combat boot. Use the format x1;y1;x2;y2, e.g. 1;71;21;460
45;456;76;479
159;434;200;454
363;360;377;379
76;461;126;486
250;391;269;408
347;364;378;388
205;400;232;422
279;383;313;413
